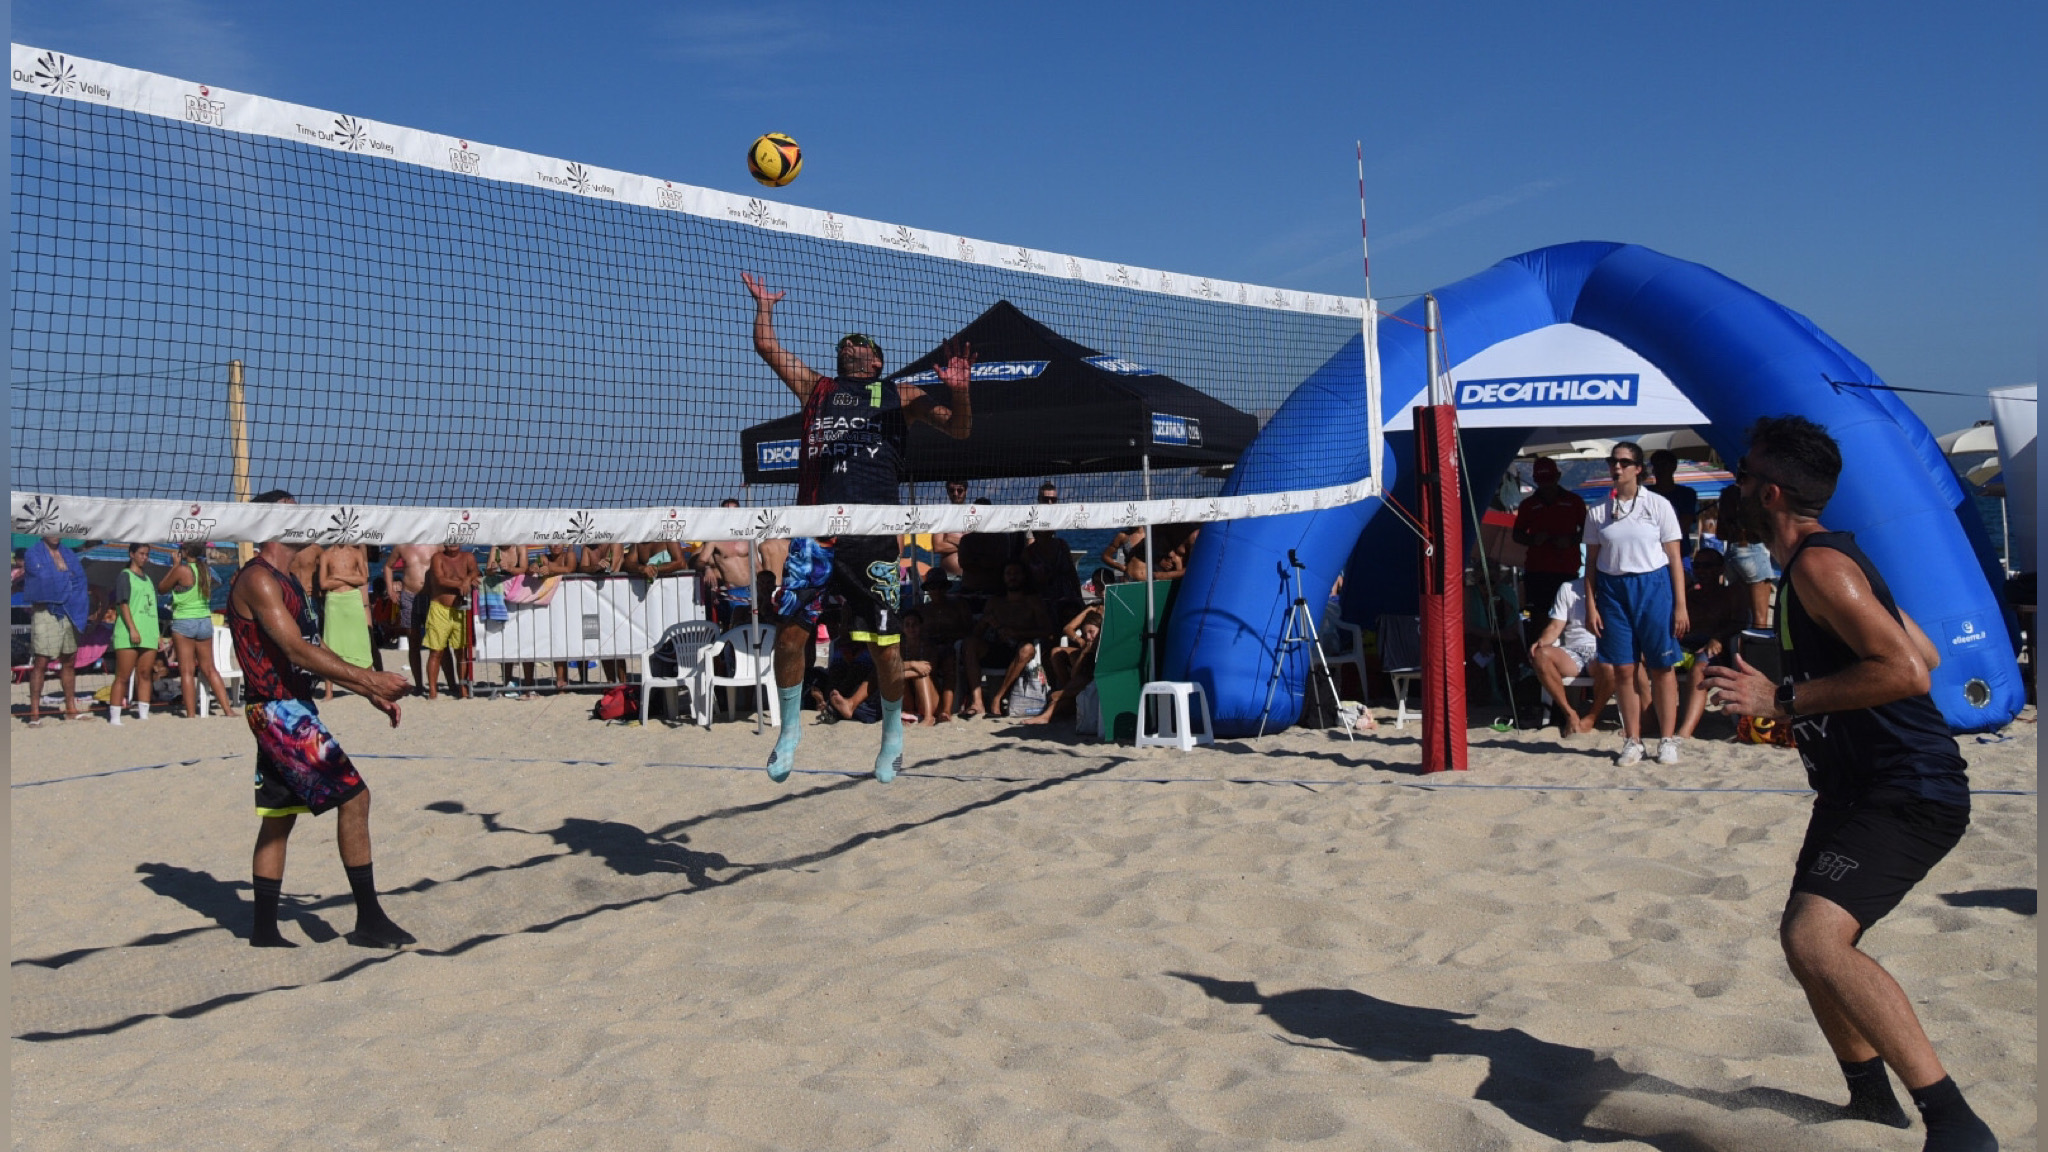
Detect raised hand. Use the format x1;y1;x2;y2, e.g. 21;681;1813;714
935;340;975;389
740;271;785;307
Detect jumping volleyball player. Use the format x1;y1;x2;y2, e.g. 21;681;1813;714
741;273;974;782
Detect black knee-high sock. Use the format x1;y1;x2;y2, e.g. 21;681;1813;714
344;862;388;927
250;875;294;947
1840;1057;1909;1127
1910;1076;1998;1151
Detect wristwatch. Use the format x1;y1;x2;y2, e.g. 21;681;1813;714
1774;682;1798;717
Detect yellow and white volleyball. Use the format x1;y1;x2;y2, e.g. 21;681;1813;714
747;133;803;187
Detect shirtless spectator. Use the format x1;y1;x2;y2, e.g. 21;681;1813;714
576;542;623;577
1024;526;1085;623
1019;605;1103;727
917;569;971;719
698;500;757;629
1100;525;1148;584
896;611;943;726
962;561;1053;718
423;543;480;700
930;480;970;580
486;544;541;695
318;543;374;701
956;498;1021;612
392;543;436;690
622;540;693;582
289;542;325;629
1151;524;1200;581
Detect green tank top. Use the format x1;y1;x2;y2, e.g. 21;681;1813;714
171;561;212;619
117;568;161;649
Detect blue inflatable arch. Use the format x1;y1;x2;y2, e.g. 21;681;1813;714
1164;242;2020;735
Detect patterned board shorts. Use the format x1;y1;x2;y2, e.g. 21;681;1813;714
774;535;903;644
246;698;367;817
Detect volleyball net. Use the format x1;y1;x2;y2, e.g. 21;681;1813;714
11;45;1380;546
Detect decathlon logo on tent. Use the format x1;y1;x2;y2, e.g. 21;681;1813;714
1084;355;1156;376
1152;414;1202;447
757;439;801;471
1457;374;1640;409
897;360;1049;386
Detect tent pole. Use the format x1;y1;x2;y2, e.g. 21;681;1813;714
1143;453;1156;685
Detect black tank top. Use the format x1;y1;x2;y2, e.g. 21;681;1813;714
798;375;906;507
1778;532;1969;809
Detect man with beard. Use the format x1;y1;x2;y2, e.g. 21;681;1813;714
741;272;974;783
1703;416;1994;1151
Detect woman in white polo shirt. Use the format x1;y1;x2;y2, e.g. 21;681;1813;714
1583;442;1690;766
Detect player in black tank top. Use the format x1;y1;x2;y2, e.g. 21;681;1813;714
1776;532;1970;809
1702;417;1997;1150
742;273;976;785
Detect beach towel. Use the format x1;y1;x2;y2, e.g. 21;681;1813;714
322;589;374;668
479;576;511;622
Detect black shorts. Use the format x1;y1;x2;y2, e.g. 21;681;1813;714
1789;799;1970;929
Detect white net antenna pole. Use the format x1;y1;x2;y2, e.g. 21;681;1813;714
1358;143;1383;498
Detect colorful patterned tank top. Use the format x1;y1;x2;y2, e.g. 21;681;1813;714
228;557;319;702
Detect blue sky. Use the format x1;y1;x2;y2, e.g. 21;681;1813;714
13;0;2041;437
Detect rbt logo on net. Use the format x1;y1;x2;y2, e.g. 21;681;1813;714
1457;374;1640;410
758;440;801;471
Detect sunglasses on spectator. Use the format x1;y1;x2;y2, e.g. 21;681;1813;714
1735;457;1788;488
1606;456;1641;468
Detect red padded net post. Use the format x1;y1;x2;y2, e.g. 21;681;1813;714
1415;403;1468;772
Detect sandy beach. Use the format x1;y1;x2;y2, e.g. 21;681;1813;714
10;691;2037;1150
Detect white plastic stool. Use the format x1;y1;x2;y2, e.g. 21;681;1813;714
1137;681;1214;751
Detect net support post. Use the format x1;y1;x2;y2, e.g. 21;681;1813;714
1416;297;1467;771
227;359;253;566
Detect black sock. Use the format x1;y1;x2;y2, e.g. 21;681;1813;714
343;861;416;948
250;875;294;947
1910;1076;1998;1151
344;862;388;927
1840;1056;1909;1127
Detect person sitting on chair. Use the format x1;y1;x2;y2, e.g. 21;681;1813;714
961;562;1052;719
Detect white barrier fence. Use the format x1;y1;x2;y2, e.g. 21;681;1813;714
475;576;703;665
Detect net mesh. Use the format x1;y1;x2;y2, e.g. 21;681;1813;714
12;67;1371;542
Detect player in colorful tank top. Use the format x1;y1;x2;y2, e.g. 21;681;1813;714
742;272;975;784
1703;416;1997;1151
228;490;419;951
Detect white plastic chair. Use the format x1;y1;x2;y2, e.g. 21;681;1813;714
1375;614;1422;728
709;623;780;725
640;620;721;728
199;623;244;716
1318;618;1369;703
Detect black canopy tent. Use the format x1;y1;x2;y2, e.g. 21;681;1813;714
738;300;1257;486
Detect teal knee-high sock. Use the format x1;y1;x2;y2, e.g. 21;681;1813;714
766;685;804;782
874;696;905;783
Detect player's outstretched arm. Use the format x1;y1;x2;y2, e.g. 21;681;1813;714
742;272;818;399
909;342;974;439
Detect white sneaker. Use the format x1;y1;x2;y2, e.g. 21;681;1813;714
1616;739;1645;767
1657;737;1682;765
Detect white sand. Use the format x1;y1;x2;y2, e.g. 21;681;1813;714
10;691;2037;1150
